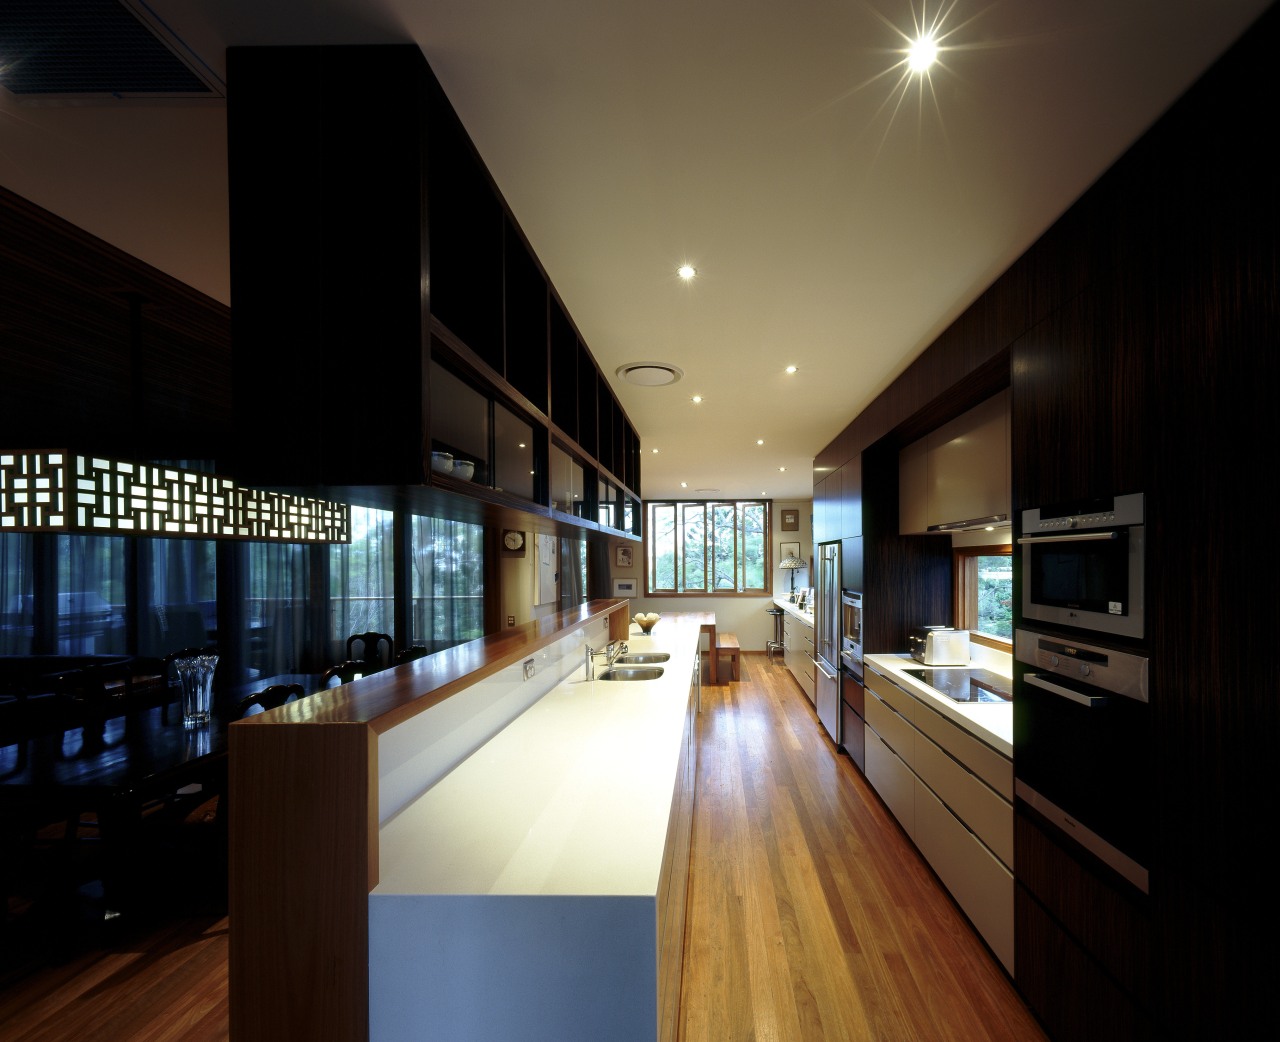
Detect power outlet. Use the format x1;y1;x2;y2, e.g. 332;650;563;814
523;658;536;680
507;615;516;627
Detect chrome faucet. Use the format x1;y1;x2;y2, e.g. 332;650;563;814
585;639;628;680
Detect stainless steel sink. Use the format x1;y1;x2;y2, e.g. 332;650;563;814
615;652;670;664
597;665;665;681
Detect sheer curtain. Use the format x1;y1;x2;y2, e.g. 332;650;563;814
138;537;217;656
245;541;310;679
329;505;396;660
0;533;34;655
58;534;126;655
410;515;483;651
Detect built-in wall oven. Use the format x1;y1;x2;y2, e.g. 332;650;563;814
1014;628;1150;891
1018;492;1144;640
838;590;865;769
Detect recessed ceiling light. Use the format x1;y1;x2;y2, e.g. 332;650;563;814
756;439;764;446
691;395;703;404
785;366;798;374
680;482;688;488
616;362;683;386
908;34;938;72
677;264;697;280
651;448;659;454
779;467;787;472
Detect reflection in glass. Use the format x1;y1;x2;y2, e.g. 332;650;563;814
411;515;484;652
330;505;395;661
550;443;585;517
493;402;534;500
57;534;127;654
245;541;310;678
430;361;489;482
0;533;34;655
139;537;216;656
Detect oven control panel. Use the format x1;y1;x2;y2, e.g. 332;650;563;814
1015;629;1148;703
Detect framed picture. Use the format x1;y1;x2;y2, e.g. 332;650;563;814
780;541;801;562
615;544;634;568
781;508;799;531
613;578;638;598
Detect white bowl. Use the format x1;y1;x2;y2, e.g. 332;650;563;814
452;460;475;481
430;451;453;475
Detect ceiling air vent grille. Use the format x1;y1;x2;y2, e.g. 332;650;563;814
0;0;223;100
616;362;684;387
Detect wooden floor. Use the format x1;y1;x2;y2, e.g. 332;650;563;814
680;653;1045;1041
0;652;1045;1041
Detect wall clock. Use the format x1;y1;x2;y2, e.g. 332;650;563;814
502;529;526;552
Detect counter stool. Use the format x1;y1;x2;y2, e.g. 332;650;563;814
766;607;786;661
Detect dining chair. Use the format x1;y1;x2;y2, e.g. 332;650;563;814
346;632;393;672
234;683;307;719
322;660;370;688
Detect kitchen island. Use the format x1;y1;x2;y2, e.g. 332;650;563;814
369;618;701;1042
230;599;691;1042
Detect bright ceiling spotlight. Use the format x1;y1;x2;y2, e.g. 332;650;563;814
785;365;798;374
908;33;939;72
677;264;697;280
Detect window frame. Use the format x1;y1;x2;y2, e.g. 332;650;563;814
953;542;1013;649
644;499;773;597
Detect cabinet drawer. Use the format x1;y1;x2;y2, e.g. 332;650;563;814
913;732;1012;867
865;725;914;836
866;667;916;723
912;700;1012;799
866;688;914;766
915;780;1014;973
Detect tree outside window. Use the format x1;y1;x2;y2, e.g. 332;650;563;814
954;544;1013;644
646;500;770;595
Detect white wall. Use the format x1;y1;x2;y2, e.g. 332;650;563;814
622;499;813;653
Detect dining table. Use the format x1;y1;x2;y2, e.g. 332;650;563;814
1;700;232;922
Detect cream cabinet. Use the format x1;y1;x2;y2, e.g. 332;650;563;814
783;613;815;704
864;664;1013;971
899;389;1010;533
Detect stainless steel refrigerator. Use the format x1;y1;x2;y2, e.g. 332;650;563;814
814;541;841;741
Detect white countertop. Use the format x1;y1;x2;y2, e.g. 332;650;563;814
865;652;1013;757
373;618;702;898
772;596;813;625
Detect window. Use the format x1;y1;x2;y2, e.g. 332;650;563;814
410;515;484;652
330;505;395;658
138;537;217;656
0;533;34;655
954;544;1013;645
58;534;127;655
646;500;770;595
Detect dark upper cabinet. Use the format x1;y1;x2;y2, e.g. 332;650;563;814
429;104;505;374
549;303;578;442
502;219;549;414
227;43;639;527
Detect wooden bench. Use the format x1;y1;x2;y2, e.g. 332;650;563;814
716;633;740;681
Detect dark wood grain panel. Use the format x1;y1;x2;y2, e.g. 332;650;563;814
0;185;232;460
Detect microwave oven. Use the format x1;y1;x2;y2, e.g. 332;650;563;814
1018;492;1144;640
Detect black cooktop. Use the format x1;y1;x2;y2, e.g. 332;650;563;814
902;666;1011;704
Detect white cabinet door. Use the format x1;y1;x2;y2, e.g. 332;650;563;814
914;780;1014;973
865;724;915;837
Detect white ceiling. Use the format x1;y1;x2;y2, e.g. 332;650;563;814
0;0;1270;500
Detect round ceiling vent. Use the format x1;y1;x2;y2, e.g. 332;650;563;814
616;362;684;387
